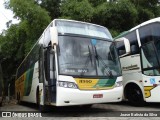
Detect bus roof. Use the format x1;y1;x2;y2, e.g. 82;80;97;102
52;19;107;29
114;17;160;40
44;19;113;40
130;17;160;31
43;19;110;35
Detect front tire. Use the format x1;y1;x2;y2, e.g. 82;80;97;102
126;84;145;106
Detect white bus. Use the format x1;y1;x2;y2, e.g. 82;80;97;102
15;19;123;111
115;17;160;106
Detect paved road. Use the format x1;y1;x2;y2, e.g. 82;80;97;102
0;101;160;119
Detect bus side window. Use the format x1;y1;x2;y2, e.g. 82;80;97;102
131;44;139;54
118;49;125;56
139;24;153;45
115;41;126;56
125;31;139;55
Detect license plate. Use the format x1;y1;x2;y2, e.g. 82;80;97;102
93;94;103;98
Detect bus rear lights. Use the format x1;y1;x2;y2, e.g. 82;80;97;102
58;81;78;89
115;81;123;87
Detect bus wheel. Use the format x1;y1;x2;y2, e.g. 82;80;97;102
126;84;145;106
36;89;46;112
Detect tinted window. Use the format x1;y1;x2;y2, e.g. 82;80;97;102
125;31;139;55
139;23;153;45
16;44;40;79
139;23;160;76
139;23;160;44
116;31;139;56
141;42;160;76
116;41;126;56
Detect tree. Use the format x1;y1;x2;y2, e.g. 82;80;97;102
92;0;138;36
0;0;51;91
37;0;61;20
7;0;51;53
88;0;106;7
129;0;159;23
60;0;94;22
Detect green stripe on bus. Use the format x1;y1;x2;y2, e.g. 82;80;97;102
93;79;116;88
24;65;34;96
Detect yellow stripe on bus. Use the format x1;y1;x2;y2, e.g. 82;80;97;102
144;86;155;98
75;78;114;90
75;78;98;90
15;74;26;98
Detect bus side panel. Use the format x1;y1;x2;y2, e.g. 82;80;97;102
142;75;160;102
120;54;141;75
121;54;160;102
145;86;160;102
18;62;40;103
120;54;145;99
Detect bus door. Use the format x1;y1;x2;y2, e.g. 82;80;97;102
44;47;56;103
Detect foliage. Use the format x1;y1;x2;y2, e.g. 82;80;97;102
9;0;51;53
0;0;51;91
60;0;94;22
37;0;61;20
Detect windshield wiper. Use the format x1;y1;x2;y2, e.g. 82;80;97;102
88;45;93;66
94;46;113;77
94;46;99;66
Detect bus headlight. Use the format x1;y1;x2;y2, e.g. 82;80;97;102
115;81;123;87
58;81;78;89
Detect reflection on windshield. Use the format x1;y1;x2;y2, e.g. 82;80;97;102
58;35;121;77
56;20;113;39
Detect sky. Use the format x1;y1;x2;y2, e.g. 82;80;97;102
0;0;19;33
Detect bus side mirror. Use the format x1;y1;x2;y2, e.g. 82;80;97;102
115;37;131;56
50;27;58;46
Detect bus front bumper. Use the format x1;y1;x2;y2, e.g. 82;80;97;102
56;86;123;106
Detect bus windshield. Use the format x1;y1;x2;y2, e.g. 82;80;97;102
58;35;121;77
139;22;160;76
